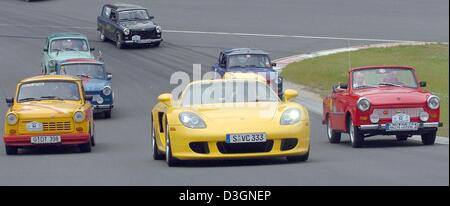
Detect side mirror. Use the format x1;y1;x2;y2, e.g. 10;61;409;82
419;81;427;87
339;82;348;89
149;16;155;20
107;73;112;80
90;47;95;51
85;96;93;101
43;48;48;52
6;98;14;107
271;62;277;67
283;89;298;102
158;93;173;106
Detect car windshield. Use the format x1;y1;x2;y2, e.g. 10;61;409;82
50;39;89;52
119;9;149;21
17;81;81;102
61;64;105;79
181;81;278;106
352;68;418;89
228;54;271;68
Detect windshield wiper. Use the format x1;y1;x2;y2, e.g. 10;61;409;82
40;96;64;100
355;85;378;89
19;97;39;102
378;83;403;87
64;48;78;51
77;74;92;78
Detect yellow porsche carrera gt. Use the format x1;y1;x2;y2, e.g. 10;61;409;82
151;79;310;166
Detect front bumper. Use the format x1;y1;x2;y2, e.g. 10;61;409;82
3;133;90;147
124;38;162;44
359;122;442;135
166;122;310;160
92;104;113;113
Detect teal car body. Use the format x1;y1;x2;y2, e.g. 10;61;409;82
41;32;96;74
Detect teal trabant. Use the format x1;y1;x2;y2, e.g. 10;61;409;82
41;32;96;74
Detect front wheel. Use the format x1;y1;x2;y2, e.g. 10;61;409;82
326;116;341;144
348;117;364;148
79;140;92;153
116;33;124;49
165;123;181;167
421;131;437;145
5;146;18;155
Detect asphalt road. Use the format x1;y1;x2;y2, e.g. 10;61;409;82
0;0;448;185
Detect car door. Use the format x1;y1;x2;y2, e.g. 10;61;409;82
107;10;119;40
330;86;348;131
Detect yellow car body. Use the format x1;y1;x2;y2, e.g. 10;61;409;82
3;75;95;155
151;79;310;166
223;72;267;83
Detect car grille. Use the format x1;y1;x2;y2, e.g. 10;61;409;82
130;29;158;39
20;119;73;133
372;108;424;119
217;140;274;154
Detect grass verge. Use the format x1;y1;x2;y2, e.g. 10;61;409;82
282;43;449;137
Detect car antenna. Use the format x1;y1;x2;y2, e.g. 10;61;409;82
347;40;352;70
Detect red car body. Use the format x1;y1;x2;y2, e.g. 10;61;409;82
322;66;442;147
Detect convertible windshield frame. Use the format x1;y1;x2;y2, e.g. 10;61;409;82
351;68;419;89
17;80;82;103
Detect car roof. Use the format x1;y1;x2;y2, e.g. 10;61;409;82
60;58;103;65
47;32;87;40
350;65;415;72
107;3;147;11
20;75;81;83
222;48;269;56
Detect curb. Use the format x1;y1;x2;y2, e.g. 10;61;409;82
273;42;449;144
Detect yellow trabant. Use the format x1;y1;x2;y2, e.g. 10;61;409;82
3;75;95;155
151;79;310;166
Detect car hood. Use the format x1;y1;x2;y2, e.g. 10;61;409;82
119;20;157;30
13;101;81;119
80;78;110;92
187;102;280;123
49;51;94;61
354;87;429;105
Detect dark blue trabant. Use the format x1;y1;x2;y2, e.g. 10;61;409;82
55;58;114;118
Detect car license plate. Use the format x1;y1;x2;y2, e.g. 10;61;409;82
226;133;266;143
132;35;141;42
392;113;410;124
31;136;61;144
386;123;419;131
26;122;43;132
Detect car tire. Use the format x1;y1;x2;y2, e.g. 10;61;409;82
5;146;18;155
116;33;124;49
326;116;341;144
79;140;92;153
152;120;164;160
396;135;409;141
348;117;364;148
100;29;107;42
286;150;309;162
104;110;112;119
421;131;437;145
165;123;180;167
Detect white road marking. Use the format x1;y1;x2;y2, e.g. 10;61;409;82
0;23;447;43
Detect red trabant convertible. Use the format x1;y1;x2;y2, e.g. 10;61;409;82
323;66;442;148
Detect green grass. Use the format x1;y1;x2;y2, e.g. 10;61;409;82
282;44;449;137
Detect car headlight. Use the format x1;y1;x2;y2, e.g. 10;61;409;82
73;111;85;123
179;112;206;129
370;113;380;123
103;86;112;96
357;97;370;112
123;28;130;36
156;25;162;33
427;95;440;109
6;113;18;125
48;60;56;68
280;108;302;125
419;111;430;122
